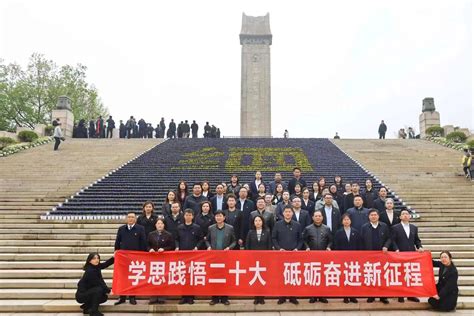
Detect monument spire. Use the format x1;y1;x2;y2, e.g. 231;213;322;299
240;13;272;137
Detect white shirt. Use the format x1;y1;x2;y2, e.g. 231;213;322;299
344;227;351;241
402;222;410;238
324;205;333;231
54;126;63;138
128;224;135;230
386;210;394;224
239;199;246;211
216;195;224;210
294;209;301;221
370;222;379;229
255;180;261;189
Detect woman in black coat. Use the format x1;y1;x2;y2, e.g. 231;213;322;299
429;251;458;311
137;201;158;237
333;214;361;304
76;253;114;316
147;218;176;304
246;215;272;305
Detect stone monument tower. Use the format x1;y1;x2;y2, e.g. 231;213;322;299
419;97;440;138
240;13;272;137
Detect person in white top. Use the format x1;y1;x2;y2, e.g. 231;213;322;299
53;121;65;151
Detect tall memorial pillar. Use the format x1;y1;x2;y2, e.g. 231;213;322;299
419;97;440;138
52;96;74;138
240;13;272;137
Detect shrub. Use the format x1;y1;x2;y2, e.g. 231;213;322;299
44;125;54;136
446;131;467;143
425;126;444;137
467;140;474;149
0;137;16;150
18;130;39;142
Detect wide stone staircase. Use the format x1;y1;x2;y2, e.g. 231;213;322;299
0;138;472;313
0;139;160;313
334;139;474;310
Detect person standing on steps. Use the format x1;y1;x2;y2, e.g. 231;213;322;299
361;209;391;305
333;214;361;304
272;205;302;305
106;115;115;138
206;210;236;306
147;218;175;305
53;120;65;151
191;120;199;138
303;210;332;304
114;212;147;306
378;120;387;139
391;208;424;303
76;253;114;316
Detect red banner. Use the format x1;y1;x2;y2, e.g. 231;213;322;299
112;250;437;297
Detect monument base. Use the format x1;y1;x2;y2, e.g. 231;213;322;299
52;109;74;138
419;111;440;138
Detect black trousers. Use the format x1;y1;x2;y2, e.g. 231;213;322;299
379;132;385;139
54;137;61;150
76;286;107;313
212;296;228;302
107;128;113;138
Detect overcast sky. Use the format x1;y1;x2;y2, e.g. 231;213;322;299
1;0;472;138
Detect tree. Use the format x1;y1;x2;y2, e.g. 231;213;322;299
0;54;108;131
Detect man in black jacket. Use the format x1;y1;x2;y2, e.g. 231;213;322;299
164;202;184;239
288;167;307;195
114;212;147;305
343;183;364;212
391;209;424;303
210;184;227;212
106;115;115;138
236;187;254;248
378;120;387;139
176;209;203;305
206;211;236;305
272;205;302;305
360;209;391;304
191;120;199;138
317;193;341;235
303;210;332;304
373;187;388;213
183;183;208;216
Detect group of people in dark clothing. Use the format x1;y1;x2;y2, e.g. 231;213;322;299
72;116;222;140
76;168;458;315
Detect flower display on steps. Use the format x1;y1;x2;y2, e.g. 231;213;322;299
0;137;53;157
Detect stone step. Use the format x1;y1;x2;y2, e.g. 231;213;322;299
0;240;114;247
0;297;472;312
0;234;115;240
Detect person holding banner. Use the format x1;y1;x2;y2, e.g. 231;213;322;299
303;210;332;304
272;205;302;305
429;251;459;311
206;210;236;305
334;213;361;304
360;209;391;304
114;212;147;306
76;253;114;316
176;209;203;305
392;208;424;303
246;215;272;305
147;218;175;304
